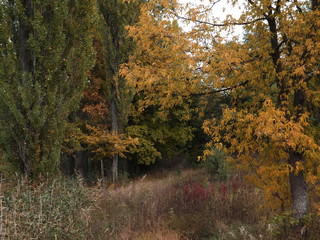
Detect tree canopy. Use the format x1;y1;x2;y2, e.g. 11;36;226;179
0;0;97;177
0;0;319;225
121;0;320;219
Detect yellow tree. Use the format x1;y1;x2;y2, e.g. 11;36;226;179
121;0;199;169
121;0;199;112
122;0;320;224
201;0;320;222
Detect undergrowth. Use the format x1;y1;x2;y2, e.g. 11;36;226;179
1;169;320;239
89;169;270;240
0;176;97;240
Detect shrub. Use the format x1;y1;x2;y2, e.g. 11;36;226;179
203;148;228;180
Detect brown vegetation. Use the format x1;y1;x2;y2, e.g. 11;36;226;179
89;169;269;240
2;168;320;239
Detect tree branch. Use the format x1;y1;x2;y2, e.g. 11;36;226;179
191;80;249;96
174;13;266;27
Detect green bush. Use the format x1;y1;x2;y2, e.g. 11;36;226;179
203;148;228;180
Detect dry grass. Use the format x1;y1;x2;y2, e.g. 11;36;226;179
2;168;320;239
0;176;97;240
89;168;269;240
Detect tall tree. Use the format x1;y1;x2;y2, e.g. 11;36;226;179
122;0;320;226
120;0;198;171
0;0;96;177
203;0;320;222
98;0;141;182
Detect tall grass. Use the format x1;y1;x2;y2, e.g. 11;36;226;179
89;169;268;240
0;176;97;240
2;168;320;239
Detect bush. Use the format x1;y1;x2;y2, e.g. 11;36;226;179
203;148;228;180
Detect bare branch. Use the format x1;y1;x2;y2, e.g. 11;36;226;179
174;13;266;27
191;80;249;96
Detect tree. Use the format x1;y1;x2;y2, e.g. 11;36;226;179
0;0;96;177
120;0;199;171
97;0;142;182
126;102;194;168
204;0;320;222
62;39;110;179
122;0;320;224
121;0;198;110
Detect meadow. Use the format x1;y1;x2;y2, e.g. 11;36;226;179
3;168;320;239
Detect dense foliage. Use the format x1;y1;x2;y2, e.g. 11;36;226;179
0;0;96;177
0;1;319;237
121;0;320;223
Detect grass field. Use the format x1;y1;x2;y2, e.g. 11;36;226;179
2;168;320;239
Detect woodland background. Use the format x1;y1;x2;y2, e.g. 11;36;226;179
0;0;319;239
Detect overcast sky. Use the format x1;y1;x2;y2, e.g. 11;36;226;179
178;0;245;37
179;0;244;18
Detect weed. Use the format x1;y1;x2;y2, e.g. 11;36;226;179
0;176;96;239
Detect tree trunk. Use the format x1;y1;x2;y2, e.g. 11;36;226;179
288;85;308;221
288;151;309;219
18;0;34;84
312;0;319;10
75;151;87;178
111;92;119;183
100;159;106;185
16;0;33;175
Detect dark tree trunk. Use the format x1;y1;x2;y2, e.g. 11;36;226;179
121;157;128;175
74;151;87;178
16;0;33;175
60;154;75;176
312;0;319;10
100;159;106;185
111;91;119;183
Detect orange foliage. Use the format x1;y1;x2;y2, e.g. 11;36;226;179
82;40;109;123
82;76;108;122
81;124;138;159
122;0;320;213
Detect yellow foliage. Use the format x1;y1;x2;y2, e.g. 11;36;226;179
205;98;320;209
81;124;138;159
121;0;320;212
120;0;198;112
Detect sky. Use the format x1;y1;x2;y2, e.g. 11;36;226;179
178;0;245;37
179;0;244;18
